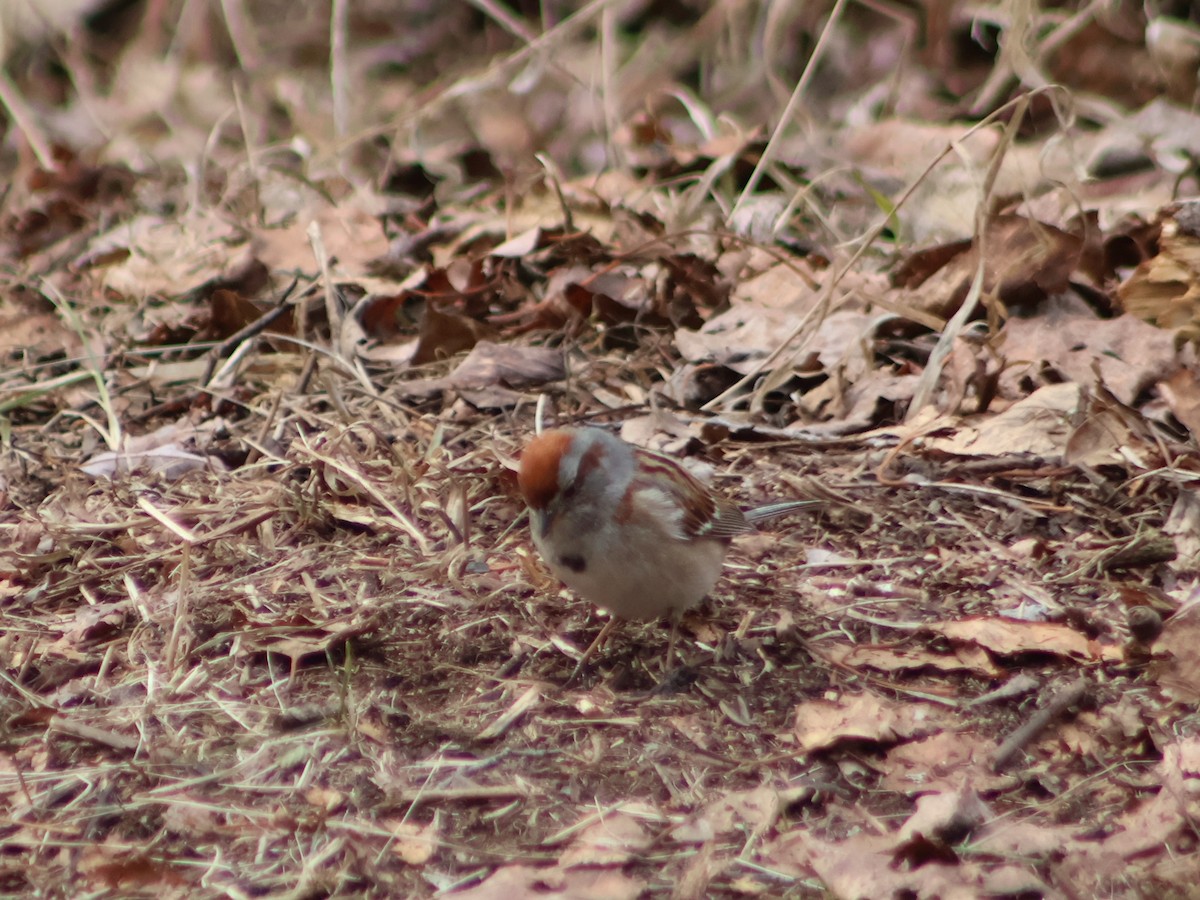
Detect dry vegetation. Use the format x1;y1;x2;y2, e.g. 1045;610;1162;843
3;1;1200;897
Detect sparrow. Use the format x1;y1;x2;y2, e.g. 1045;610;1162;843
518;426;814;681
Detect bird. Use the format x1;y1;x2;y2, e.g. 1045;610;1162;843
518;426;814;682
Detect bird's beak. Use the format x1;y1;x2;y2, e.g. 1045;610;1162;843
531;505;554;538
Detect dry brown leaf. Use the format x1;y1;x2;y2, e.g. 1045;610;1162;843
793;692;950;753
1157;366;1200;438
674;303;791;374
676;306;875;378
159;798;229;841
303;786;344;811
673;842;721;900
667;714;717;753
79;844;189;892
235;611;382;667
384;818;439;866
0;302;78;359
931;617;1122;663
256;200;389;275
1106;765;1200;858
1000;299;1180;407
671;784;782;843
81;446;220;480
972;818;1079;861
93;214;247;300
897;782;991;843
452;864;644;900
66;599;128;645
842;120;1003;242
1057;711;1103;758
1152;593;1200;702
411;301;492;364
392;340;565;405
448;340;565;390
824;642;1000;677
207;286;290;341
1163;490;1200;570
893;216;1083;318
882;732;1014;796
1063;391;1137;467
923;382;1078;458
1050;738;1200;889
761;827;1053;900
1118;200;1200;337
558;811;651;868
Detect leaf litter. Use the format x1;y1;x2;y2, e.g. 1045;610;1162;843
2;2;1200;898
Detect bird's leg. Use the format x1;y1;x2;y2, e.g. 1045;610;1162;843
565;617;619;686
646;610;702;695
664;609;683;672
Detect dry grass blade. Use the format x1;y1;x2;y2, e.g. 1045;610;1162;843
294;430;432;554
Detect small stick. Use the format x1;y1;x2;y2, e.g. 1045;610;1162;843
564;618;620;687
200;288;296;386
991;677;1088;772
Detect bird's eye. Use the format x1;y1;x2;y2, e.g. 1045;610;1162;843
560;481;578;500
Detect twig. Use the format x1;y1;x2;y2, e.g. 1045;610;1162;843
50;715;139;753
200;283;297;387
476;685;542;740
992;677;1088;772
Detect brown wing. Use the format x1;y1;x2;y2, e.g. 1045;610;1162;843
630;447;750;541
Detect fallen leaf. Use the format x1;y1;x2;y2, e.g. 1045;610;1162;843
671;785;781;843
1153;592;1200;702
999;299;1180;407
931;617;1122;663
1157;366;1200;438
559;811;651;868
451;864;644;900
893;215;1082;318
924;382;1079;457
384;818;439;866
825;642;1000;677
897;782;991;844
882;732;1014;796
793;692;950;753
1117;199;1200;338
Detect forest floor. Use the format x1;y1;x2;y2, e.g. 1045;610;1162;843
3;2;1200;897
